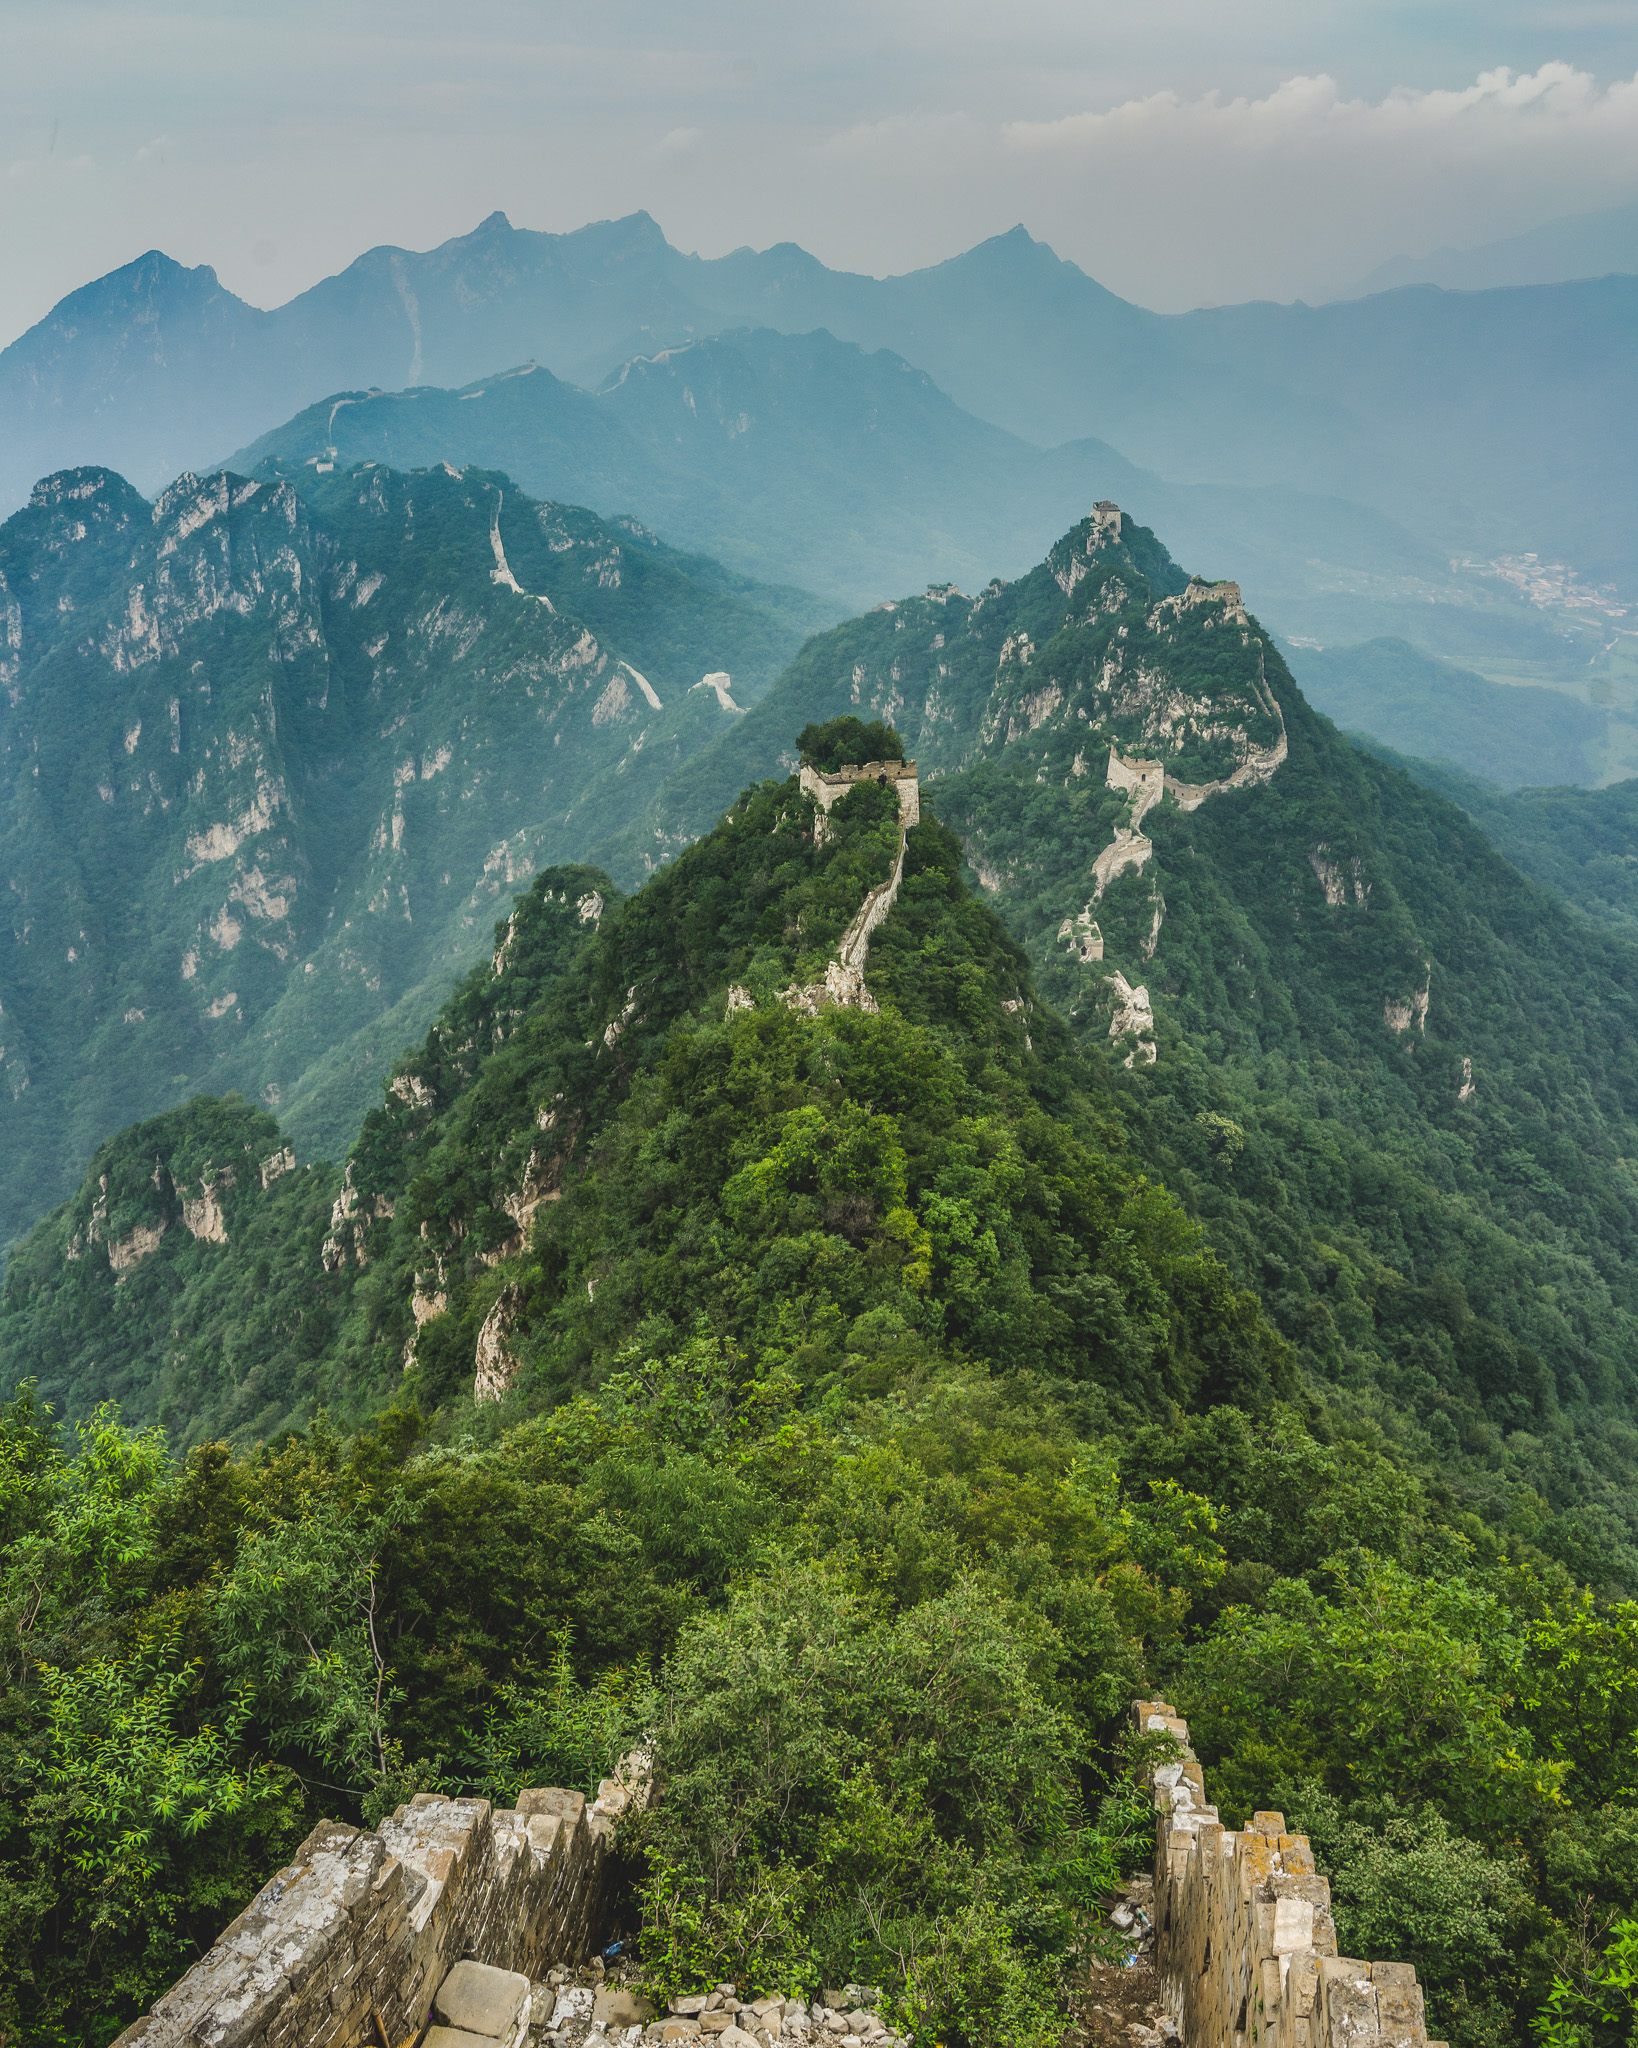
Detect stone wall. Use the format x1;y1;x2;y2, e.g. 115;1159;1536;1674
111;1763;644;2048
798;761;921;834
1135;1699;1445;2048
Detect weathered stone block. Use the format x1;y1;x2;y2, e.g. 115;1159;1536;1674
1372;1962;1426;2048
434;1959;531;2037
1321;1958;1380;2048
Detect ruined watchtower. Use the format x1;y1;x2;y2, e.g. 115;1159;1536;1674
798;757;920;839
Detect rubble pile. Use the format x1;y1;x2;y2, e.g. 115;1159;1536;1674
524;1965;911;2048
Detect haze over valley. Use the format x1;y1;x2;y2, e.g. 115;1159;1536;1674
5;7;1638;2045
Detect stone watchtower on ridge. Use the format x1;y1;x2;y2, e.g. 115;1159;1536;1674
798;757;920;837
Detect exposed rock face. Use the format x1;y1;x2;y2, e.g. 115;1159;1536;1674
1384;969;1431;1035
322;1159;394;1270
0;457;807;1250
1106;972;1157;1066
181;1171;232;1244
107;1220;167;1272
258;1144;296;1188
474;1283;525;1403
1310;845;1369;908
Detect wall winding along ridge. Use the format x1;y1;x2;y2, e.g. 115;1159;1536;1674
1138;1699;1444;2048
112;1765;643;2048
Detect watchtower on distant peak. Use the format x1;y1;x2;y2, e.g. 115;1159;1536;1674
799;757;920;833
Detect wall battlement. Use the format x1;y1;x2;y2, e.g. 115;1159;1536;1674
799;759;921;833
110;1764;642;2048
1136;1699;1444;2048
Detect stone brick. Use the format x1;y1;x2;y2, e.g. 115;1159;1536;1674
1372;1962;1426;2048
1145;1697;1432;2048
102;1757;646;2046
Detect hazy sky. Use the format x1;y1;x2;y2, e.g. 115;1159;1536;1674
3;0;1638;345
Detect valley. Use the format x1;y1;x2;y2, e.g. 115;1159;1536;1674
6;504;1638;2041
2;251;1637;2048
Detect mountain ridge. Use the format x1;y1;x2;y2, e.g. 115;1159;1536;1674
5;505;1638;2048
0;456;825;1252
228;333;1573;671
6;211;1636;608
12;499;1638;1600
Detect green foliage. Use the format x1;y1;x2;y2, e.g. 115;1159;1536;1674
1180;1552;1559;1835
1289;1786;1527;2048
1535;1918;1638;2048
798;718;906;769
936;697;1638;1596
1377;748;1638;950
213;1501;400;1788
630;1563;1091;2043
36;1624;298;2013
466;1630;657;1808
5;499;1638;2048
0;1097;348;1446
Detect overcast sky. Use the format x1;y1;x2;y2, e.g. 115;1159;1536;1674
3;0;1638;346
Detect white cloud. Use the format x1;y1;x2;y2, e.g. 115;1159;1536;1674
984;64;1638;302
789;64;1638;306
4;3;1638;335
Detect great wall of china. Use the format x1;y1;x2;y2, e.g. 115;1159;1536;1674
109;1697;1444;2048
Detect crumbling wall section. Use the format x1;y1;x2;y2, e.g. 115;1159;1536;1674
111;1766;643;2048
1135;1699;1444;2048
799;760;920;836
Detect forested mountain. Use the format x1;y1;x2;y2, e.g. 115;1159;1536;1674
0;459;826;1249
2;683;1636;2044
231;335;1528;656
587;509;1638;1588
4;506;1638;2046
1284;638;1610;788
4;212;1633;676
1372;748;1638;944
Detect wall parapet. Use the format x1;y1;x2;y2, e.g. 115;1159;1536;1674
1135;1699;1446;2048
799;760;921;835
111;1763;643;2048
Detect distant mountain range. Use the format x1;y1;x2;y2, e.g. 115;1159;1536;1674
3;210;1635;652
1350;201;1638;297
0;459;823;1250
1284;638;1609;789
230;330;1491;642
